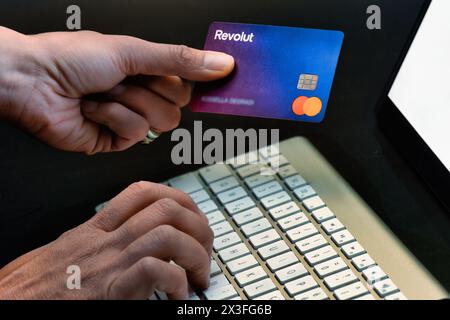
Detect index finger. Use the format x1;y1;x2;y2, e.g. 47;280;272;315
90;181;204;231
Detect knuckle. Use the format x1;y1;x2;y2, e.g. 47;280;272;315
153;198;180;215
127;180;154;195
138;256;158;276
152;224;178;244
172;45;203;71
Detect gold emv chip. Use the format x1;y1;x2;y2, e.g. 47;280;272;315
297;74;319;91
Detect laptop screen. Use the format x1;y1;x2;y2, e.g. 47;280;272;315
388;0;450;173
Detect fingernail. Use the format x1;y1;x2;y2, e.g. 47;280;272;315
203;52;235;71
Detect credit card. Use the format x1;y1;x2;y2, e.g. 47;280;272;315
190;22;344;123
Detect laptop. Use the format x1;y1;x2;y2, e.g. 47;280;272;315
97;0;449;300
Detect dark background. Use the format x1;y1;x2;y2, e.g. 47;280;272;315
0;0;449;290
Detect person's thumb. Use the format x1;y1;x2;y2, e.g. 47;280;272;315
111;35;235;81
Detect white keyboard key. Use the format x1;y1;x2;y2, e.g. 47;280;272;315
252;181;283;199
209;176;239;194
217;186;247;204
284;174;307;190
373;278;399;297
384;292;407;300
204;284;238;300
295;234;327;254
362;266;387;284
341;241;365;258
314;257;348;278
228;296;242;300
352;253;376;271
233;207;264;226
225;196;255;215
229;151;259;168
269;202;301;220
95;201;108;213
189;189;210;204
245;174;275;189
155;290;168;300
198;200;218;214
210;260;222;276
243;278;276;299
258;240;290;260
211;221;233;237
249;229;281;248
255;290;285;300
331;229;355;246
241;218;272;237
259;144;280;159
321;218;345;234
302;196;326;212
235;266;268;287
207;210;226;226
268;154;288;168
199;164;231;183
293;185;317;200
209;273;229;289
278;165;297;179
278;212;309;231
354;294;376;300
295;287;328;300
334;282;368;300
275;263;308;284
266;251;298;271
226;254;259;275
261;191;291;210
218;243;250;262
286;223;319;242
312;207;335;223
169;173;203;194
214;232;241;251
237;163;269;179
305;245;339;266
285;275;319;296
324;269;358;290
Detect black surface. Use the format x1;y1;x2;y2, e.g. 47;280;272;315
380;98;450;213
0;0;449;291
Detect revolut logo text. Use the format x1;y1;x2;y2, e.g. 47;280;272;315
214;30;255;42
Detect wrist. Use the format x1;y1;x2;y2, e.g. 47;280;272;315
0;27;40;123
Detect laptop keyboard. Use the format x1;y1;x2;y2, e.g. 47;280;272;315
97;145;407;300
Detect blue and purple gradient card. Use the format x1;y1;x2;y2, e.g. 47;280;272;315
190;22;344;122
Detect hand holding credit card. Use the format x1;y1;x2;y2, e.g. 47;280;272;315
191;22;344;122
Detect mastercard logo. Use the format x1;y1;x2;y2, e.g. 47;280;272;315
292;96;323;117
